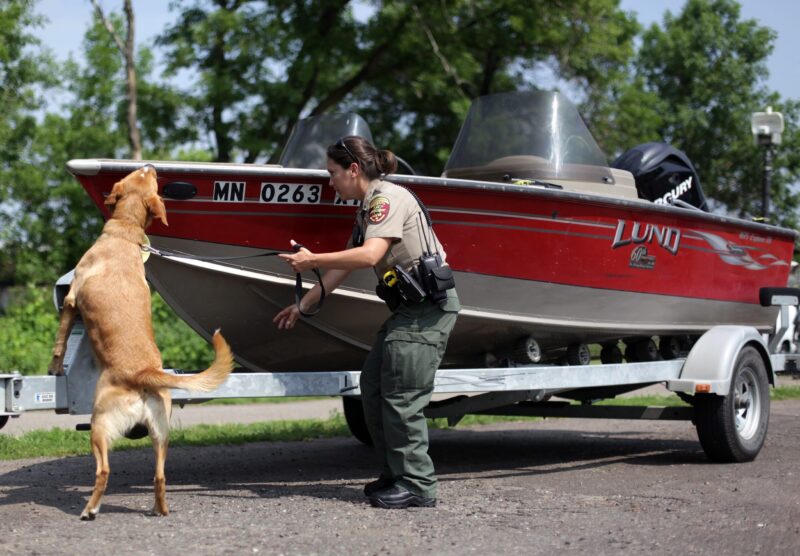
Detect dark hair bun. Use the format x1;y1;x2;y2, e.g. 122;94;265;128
377;149;398;176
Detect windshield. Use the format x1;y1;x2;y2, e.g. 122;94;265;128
444;90;613;183
279;113;374;169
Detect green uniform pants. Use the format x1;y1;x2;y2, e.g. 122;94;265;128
360;291;459;499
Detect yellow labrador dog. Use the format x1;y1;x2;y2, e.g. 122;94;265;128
48;165;234;520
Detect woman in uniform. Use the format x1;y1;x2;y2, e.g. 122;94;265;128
274;135;459;509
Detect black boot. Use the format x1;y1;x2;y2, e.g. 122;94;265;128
363;475;394;497
368;485;436;509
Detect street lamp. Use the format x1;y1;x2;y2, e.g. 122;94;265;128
751;106;784;220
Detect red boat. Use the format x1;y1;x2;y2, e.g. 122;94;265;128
66;91;795;372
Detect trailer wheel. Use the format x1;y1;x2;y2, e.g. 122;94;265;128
600;343;623;364
0;415;8;431
342;396;372;445
694;346;770;463
626;338;659;362
566;343;591;365
659;336;682;360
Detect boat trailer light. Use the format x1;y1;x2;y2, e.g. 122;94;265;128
695;384;712;393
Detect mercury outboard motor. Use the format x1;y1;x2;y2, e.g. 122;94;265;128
612;142;708;211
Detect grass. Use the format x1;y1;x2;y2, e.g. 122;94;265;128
2;386;799;461
770;384;800;400
0;413;535;461
592;394;690;407
201;396;328;406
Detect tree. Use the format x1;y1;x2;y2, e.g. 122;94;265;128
0;0;57;283
629;0;800;226
90;0;142;160
0;4;189;285
157;0;639;174
353;0;640;174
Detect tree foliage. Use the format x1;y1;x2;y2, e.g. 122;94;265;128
0;4;192;285
156;0;639;173
589;0;800;227
636;0;800;226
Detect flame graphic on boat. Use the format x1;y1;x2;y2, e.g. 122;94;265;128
689;230;789;270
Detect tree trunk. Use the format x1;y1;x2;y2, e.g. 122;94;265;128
123;0;141;160
92;0;142;160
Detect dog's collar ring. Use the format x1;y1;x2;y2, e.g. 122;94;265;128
141;235;151;263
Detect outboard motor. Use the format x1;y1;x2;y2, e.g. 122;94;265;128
612;142;708;211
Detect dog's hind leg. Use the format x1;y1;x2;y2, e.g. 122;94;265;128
48;286;78;376
148;391;172;516
81;424;111;520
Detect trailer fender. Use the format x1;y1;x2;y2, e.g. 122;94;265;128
669;326;773;395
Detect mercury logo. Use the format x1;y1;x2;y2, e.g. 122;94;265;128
612;220;681;255
654;176;693;205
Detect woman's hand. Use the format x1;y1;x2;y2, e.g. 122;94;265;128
273;304;301;330
278;239;317;273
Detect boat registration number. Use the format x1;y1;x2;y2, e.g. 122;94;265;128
260;183;322;204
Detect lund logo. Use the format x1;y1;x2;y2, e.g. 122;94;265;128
213;181;245;202
612;220;681;255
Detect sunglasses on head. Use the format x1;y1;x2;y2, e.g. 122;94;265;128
337;137;358;165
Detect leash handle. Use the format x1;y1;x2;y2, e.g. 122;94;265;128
293;243;325;317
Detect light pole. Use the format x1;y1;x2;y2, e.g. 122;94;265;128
751;106;784;220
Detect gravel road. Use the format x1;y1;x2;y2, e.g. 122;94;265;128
2;400;800;555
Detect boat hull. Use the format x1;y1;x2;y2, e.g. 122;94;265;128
68;159;794;371
144;231;783;372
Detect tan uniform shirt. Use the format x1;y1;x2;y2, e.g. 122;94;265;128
355;179;447;277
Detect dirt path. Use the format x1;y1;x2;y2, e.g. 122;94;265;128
2;400;800;555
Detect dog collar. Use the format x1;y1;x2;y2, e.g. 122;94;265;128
141;235;151;263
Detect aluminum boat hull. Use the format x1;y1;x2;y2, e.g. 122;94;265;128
67;159;795;372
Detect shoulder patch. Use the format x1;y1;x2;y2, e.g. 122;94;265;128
368;195;391;224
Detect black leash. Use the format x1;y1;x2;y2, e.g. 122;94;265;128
292;242;325;317
142;243;325;317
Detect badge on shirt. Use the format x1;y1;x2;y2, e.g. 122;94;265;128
368;196;390;224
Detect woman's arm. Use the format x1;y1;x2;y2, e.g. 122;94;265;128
273;267;352;330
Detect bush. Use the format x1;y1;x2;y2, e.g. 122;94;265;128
0;286;213;375
0;286;59;375
151;292;214;370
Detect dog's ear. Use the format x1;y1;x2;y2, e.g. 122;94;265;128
146;195;168;226
105;181;125;210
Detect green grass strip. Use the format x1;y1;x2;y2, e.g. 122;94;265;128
200;396;328;406
771;384;800;400
0;416;351;461
0;414;536;461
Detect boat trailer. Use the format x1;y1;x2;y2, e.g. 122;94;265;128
2;286;799;463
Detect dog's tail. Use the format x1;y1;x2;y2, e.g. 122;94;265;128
127;330;234;392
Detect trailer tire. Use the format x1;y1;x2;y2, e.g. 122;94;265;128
0;415;8;431
600;343;623;364
342;396;372;445
566;343;591;366
694;346;770;463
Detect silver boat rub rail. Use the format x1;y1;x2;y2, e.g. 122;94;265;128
66;158;798;239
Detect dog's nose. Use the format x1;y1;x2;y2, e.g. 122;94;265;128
142;164;156;173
